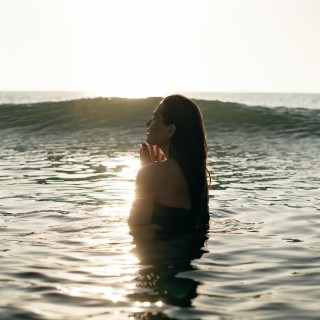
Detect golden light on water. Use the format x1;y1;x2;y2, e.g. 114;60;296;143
101;287;127;303
54;154;162;311
56;285;127;302
130;301;164;314
101;155;140;178
56;285;80;297
100;155;140;216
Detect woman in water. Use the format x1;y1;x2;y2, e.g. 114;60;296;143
128;94;210;230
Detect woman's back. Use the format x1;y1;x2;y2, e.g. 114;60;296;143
152;159;191;210
128;159;192;227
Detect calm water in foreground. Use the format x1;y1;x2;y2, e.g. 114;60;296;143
0;92;319;319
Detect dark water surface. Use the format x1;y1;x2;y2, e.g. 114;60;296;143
0;96;319;319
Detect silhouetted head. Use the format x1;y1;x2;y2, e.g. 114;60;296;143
160;95;207;161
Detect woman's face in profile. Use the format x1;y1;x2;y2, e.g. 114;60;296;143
146;103;170;147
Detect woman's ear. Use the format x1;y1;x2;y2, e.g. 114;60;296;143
167;124;176;139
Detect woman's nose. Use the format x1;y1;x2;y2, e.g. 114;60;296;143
146;119;151;127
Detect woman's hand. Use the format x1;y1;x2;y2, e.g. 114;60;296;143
140;143;165;166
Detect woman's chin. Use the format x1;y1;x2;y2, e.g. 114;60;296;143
146;136;159;145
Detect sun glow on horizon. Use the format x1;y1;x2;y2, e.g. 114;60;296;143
73;0;199;98
1;0;319;93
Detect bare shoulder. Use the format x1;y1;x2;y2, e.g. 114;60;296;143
158;159;184;175
132;159;190;214
135;162;162;191
137;160;182;186
152;159;186;186
136;161;161;181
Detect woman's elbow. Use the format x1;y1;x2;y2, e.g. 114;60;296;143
128;215;150;227
128;208;151;227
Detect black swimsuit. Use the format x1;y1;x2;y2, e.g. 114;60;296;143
151;201;195;230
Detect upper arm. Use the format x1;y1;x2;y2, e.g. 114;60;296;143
128;166;156;226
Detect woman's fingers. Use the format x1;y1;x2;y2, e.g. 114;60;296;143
149;144;155;161
141;143;149;154
140;143;165;165
156;146;161;161
140;143;152;166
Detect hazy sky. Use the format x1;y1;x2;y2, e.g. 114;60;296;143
1;0;319;96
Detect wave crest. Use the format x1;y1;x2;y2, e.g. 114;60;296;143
0;97;319;137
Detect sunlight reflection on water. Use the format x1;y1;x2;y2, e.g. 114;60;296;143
1;106;320;319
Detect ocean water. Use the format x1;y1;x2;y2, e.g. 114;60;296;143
0;92;319;320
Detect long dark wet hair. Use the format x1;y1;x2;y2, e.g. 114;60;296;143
161;95;210;229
